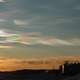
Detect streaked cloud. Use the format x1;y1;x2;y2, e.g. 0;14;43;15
0;29;9;37
0;19;6;22
0;0;5;3
16;36;74;46
11;37;80;47
38;38;73;46
26;32;41;37
0;45;12;48
14;20;29;26
0;29;80;47
69;38;80;46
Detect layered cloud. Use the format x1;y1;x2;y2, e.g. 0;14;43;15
38;38;73;46
0;45;12;48
0;29;80;47
14;20;29;26
69;38;80;46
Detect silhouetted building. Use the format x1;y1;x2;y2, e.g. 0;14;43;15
62;61;80;75
59;65;64;73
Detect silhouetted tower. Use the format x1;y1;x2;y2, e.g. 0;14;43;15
59;65;64;73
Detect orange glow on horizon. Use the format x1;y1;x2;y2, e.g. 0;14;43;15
0;56;79;71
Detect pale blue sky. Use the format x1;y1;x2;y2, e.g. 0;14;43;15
0;0;80;58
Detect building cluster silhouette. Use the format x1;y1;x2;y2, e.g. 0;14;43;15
46;61;80;75
58;61;80;75
63;62;80;75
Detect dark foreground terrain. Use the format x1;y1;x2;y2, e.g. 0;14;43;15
0;62;80;80
0;69;69;80
0;69;80;80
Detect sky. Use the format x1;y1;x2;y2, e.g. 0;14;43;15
0;0;79;61
0;0;80;71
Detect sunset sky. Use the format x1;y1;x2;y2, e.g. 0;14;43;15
0;0;80;71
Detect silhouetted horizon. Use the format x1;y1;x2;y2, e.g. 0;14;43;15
0;61;79;80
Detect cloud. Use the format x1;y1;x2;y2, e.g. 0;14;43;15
69;38;80;46
0;29;9;37
18;37;39;45
14;36;74;46
38;38;73;46
14;20;29;26
0;45;12;48
0;19;6;22
0;29;80;47
0;29;20;44
26;32;41;37
0;0;5;2
17;36;80;47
